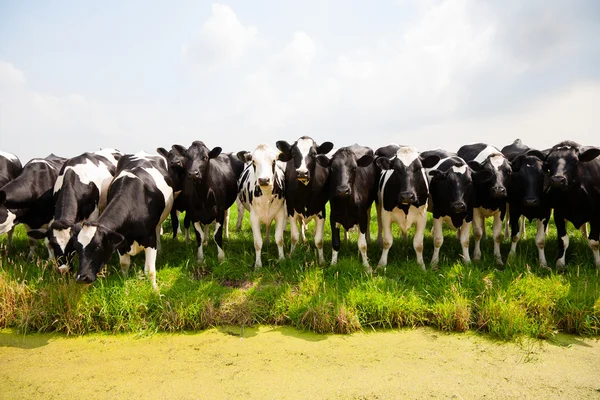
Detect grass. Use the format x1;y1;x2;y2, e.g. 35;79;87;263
1;204;599;340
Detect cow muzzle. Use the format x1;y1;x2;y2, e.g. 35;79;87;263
399;191;416;205
491;186;507;198
296;169;310;184
336;186;351;198
258;177;271;187
451;201;467;213
523;197;539;207
188;170;202;181
75;273;96;284
550;175;567;189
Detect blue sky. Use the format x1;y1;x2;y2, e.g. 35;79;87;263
1;0;599;161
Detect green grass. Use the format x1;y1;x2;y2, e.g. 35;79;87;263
1;205;599;340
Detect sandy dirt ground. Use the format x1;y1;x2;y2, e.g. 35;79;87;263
1;327;599;399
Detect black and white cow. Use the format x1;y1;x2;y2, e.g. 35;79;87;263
27;149;121;272
316;144;377;271
157;146;189;240
275;136;334;263
375;146;439;270
501;139;551;267
457;143;512;265
237;144;287;269
72;151;175;288
421;149;491;268
0;151;23;248
540;141;600;270
170;141;244;264
0;154;67;258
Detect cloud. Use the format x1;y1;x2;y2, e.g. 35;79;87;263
182;3;257;67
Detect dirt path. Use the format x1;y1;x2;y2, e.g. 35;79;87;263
1;327;599;399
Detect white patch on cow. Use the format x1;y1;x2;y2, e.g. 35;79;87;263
0;209;17;234
93;148;120;166
142;167;171;204
54;158;114;194
114;170;138;182
452;165;467;174
0;151;18;162
473;145;502;165
58;264;69;273
378;170;394;203
127;240;145;256
296;137;314;174
131;151;152;161
53;228;72;253
395;146;419;166
489;154;505;170
253;144;281;188
77;226;97;248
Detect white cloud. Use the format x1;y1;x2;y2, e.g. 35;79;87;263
182;3;257;67
272;31;316;78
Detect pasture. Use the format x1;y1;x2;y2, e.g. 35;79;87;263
1;204;599;340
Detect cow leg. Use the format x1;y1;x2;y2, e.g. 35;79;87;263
171;208;179;239
555;216;568;271
472;208;483;261
580;223;589;240
536;219;548;268
492;212;503;265
315;213;325;264
156;225;162;252
265;221;271;246
331;220;341;265
414;211;426;270
519;215;526;240
460;222;472;265
214;216;225;263
119;253;131;275
344;228;349;242
236;199;244;231
184;214;191;243
377;211;393;269
481;216;487;239
144;247;158;290
508;211;521;260
6;228;14;250
289;215;299;255
300;217;307;243
431;218;443;269
275;210;286;260
250;212;263;269
587;222;600;269
366;207;371;243
224;208;230;239
504;204;510;239
193;222;204;264
27;236;37;259
202;224;209;247
376;201;383;247
358;215;371;272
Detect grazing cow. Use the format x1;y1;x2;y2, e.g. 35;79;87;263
170;141;244;263
501;139;551;267
237;144;287;269
0;151;23;248
27;149;122;272
457;144;512;265
375;146;439;270
421;149;491;268
540;141;600;269
275;136;334;263
72;151;176;288
316;144;377;271
0;154;67;258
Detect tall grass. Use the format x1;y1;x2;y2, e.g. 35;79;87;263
1;205;599;340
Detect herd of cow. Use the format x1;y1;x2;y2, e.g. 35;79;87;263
1;137;599;289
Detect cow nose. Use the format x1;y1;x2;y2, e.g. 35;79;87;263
551;175;566;187
399;191;416;204
297;169;309;181
75;273;95;284
258;177;271;186
336;186;351;197
491;186;507;198
451;201;467;213
188;170;200;180
523;197;539;207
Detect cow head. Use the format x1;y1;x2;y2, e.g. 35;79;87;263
72;222;125;284
237;144;285;192
375;147;439;206
542;142;600;190
27;220;77;272
276;137;334;185
478;153;512;199
316;148;374;199
169;141;222;185
509;150;547;207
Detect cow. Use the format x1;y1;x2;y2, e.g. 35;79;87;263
237;144;287;269
72;151;176;288
0;151;23;248
26;149;122;272
169;141;244;264
457;144;512;265
375;146;439;270
540;141;600;270
316;144;377;271
275;136;334;263
421;149;491;268
0;154;67;258
157;146;189;240
500;139;551;267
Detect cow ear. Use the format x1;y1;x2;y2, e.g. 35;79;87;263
277;152;292;162
104;229;125;250
579;147;600;162
467;160;483;172
473;170;493;183
420;154;440;169
171;145;187;157
317;141;334;155
157;147;170;159
209;147;222;159
511;154;525;171
357;155;374;168
526;149;546;161
276;140;292;156
428;170;446;180
237;151;252;163
316;154;331;168
375;157;391;171
27;229;47;240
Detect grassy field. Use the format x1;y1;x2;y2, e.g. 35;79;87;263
1;205;599;340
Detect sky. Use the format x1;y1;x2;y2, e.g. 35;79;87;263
0;0;599;162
